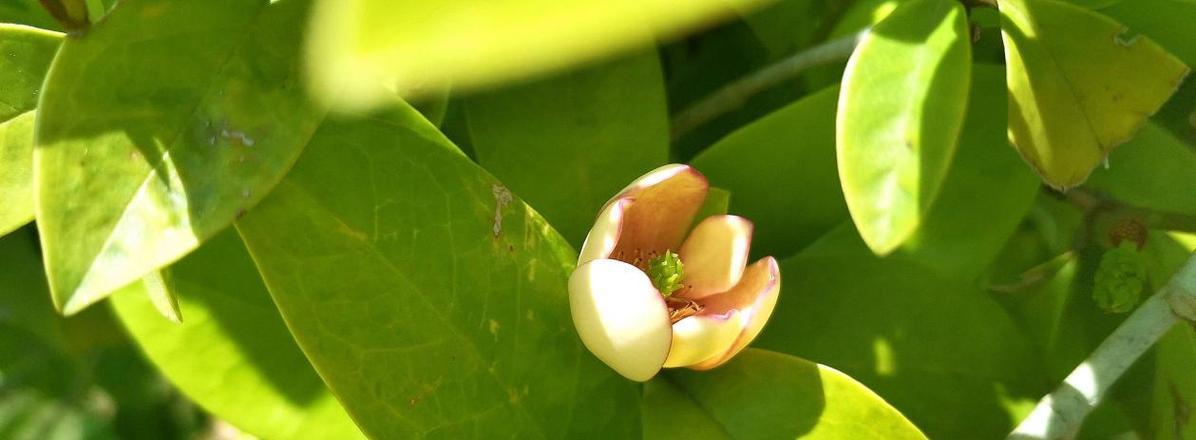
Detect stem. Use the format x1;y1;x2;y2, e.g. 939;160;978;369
670;30;866;140
1055;187;1196;234
1007;252;1196;440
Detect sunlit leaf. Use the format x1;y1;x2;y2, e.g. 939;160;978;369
837;0;972;255
691;86;846;259
306;0;775;110
644;349;926;439
35;0;325;314
999;0;1190;188
0;24;60;238
757;255;1046;438
236;99;640;437
110;231;363;440
463;52;669;246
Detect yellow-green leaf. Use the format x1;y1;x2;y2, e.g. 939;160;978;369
999;0;1190;189
837;0;972;255
644;349;926;439
35;0;325;315
305;0;775;110
0;24;60;238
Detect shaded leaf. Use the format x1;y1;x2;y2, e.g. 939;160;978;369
305;0;774;110
645;349;925;439
837;0;972;255
35;0;325;314
1085;122;1196;216
463;52;669;246
0;1;63;30
0;24;60;237
757;255;1046;438
109;230;363;439
999;0;1190;188
236;100;640;437
691;86;846;259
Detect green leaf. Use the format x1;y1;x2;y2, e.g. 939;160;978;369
0;24;60;238
999;0;1190;189
109;230;363;440
893;64;1039;278
837;0;972;255
644;349;926;439
1084;123;1196;217
757;255;1046;439
800;0;902;91
738;0;838;60
803;65;1039;279
305;0;774;110
35;0;326;315
235;99;640;437
0;1;64;30
691;86;847;259
463;52;669;246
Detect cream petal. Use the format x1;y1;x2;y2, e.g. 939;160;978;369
678;215;753;299
662;311;746;368
569;258;672;381
607;165;708;264
689;257;781;370
578;197;632;265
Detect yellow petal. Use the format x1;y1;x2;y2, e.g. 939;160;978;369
678;215;753;298
578;198;632;265
569;259;672;381
663;311;746;368
690;257;781;370
607;164;708;262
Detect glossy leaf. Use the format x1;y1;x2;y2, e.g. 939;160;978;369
837;0;972;255
35;0;325;315
236;100;640;437
691;86;847;259
0;24;59;237
305;0;774;110
644;349;926;439
463;52;669;246
109;231;362;439
999;0;1190;188
1084;122;1196;216
757;255;1046;439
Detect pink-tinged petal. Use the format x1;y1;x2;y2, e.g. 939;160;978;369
689;257;781;370
578;198;632;265
608;165;708;264
569;259;672;381
662;311;745;368
678;215;753;299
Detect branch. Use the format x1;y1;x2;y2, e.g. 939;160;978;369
1007;252;1196;440
670;30;866;140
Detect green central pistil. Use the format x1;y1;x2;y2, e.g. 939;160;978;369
647;250;685;297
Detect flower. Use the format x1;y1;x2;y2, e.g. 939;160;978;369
568;164;781;382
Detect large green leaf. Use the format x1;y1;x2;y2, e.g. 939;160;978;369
644;349;925;439
999;0;1190;189
1084;122;1196;216
109;230;362;440
236;100;640;437
305;0;774;110
0;24;59;238
35;0;325;314
804;65;1038;280
837;0;972;255
690;86;847;259
757;255;1046;438
463;52;669;247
